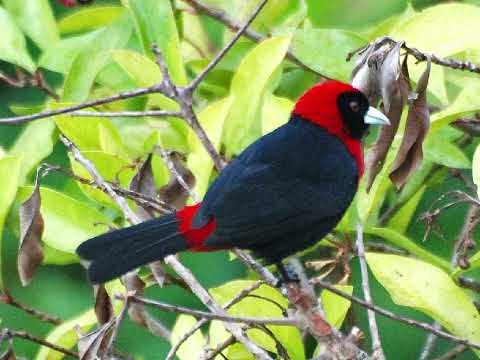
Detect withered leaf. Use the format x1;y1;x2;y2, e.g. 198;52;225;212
94;284;114;325
158;151;196;210
390;58;431;188
129;154;157;220
148;261;166;287
75;322;114;360
123;273;171;340
452;118;480;136
18;180;44;286
364;50;411;191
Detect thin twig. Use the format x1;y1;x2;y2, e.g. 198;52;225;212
151;45;226;171
312;279;480;351
60;135;141;224
0;69;59;100
105;294;131;354
128;295;295;326
166;281;263;360
419;323;442;360
3;295;63;325
188;0;269;90
433;345;468;360
356;222;385;359
0;85;165;125
3;329;78;358
163;255;275;360
203;335;236;360
347;36;480;75
183;0;329;79
41;163;174;213
70;110;183;118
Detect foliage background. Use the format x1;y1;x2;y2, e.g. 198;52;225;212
1;0;480;359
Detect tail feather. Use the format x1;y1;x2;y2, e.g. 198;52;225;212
76;213;188;283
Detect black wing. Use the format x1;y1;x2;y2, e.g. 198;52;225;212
194;116;359;248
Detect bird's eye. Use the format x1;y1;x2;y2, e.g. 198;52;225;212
349;101;360;112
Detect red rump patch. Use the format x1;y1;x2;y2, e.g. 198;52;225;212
58;0;77;6
176;204;217;251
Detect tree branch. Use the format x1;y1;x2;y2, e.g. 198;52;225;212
188;0;269;91
312;279;480;351
348;36;480;75
166;281;263;360
183;0;329;79
2;294;63;325
128;294;296;326
69;110;183;118
356;222;385;359
2;328;78;358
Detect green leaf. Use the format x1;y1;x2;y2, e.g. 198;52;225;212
69;151;135;208
55;109;128;158
43;244;78;265
387;186;426;234
0;6;35;72
0;156;22;293
321;285;353;328
291;29;366;82
364;227;450;272
261;95;294;135
424;134;471;169
39;32;98;74
16;186;111;255
170;315;205;360
223;35;291;157
62;14;132;101
123;0;187;85
111;49;177;110
8;119;56;184
452;250;480;279
236;0;306;33
430;81;480;132
392;3;480;57
35;309;96;360
367;253;480;356
210;280;305;360
3;0;58;50
187;98;232;198
58;6;125;34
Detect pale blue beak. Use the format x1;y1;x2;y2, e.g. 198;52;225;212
364;106;390;125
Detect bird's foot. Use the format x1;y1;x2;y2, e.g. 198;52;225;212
276;262;300;287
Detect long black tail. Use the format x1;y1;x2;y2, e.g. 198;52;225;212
76;213;188;283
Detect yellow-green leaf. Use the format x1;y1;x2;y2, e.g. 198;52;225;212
367;253;480;356
59;6;124;34
261;95;294;135
171;315;205;360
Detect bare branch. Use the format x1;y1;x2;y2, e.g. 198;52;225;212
0;85;163;125
2;295;63;325
356;223;385;359
188;0;269;91
166;281;263;360
348;36;480;75
2;328;79;358
70;110;183;118
433;344;468;360
419;324;442;360
312;279;480;351
183;0;329;79
127;294;295;326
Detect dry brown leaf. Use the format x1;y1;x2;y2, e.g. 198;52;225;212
94;284;114;325
364;49;411;191
18;180;44;286
129;154;157;220
75;322;114;360
123;273;171;340
158;151;195;210
452;118;480;136
390;58;431;188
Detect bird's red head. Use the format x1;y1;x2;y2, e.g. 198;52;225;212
293;80;389;176
293;80;371;140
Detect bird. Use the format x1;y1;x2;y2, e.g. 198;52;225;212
76;80;390;284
